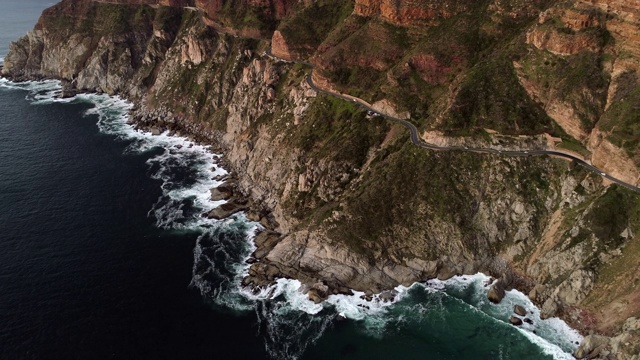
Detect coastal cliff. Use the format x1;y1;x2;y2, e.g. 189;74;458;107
4;0;640;357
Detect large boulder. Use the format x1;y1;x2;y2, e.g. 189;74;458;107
307;282;330;304
509;316;523;326
206;198;248;219
488;280;506;304
554;269;595;306
252;231;281;259
210;187;232;201
540;297;560;319
210;182;236;201
437;265;457;281
529;284;547;303
573;335;610;359
514;304;527;316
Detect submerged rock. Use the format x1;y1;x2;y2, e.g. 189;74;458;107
379;290;397;302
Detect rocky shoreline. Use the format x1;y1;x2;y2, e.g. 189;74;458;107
2;71;634;359
114;84;640;360
129;95;640;360
86;81;528;303
3;0;640;356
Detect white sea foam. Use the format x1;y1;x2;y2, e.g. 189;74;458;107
241;278;410;320
242;273;582;358
0;77;62;93
72;92;229;231
0;77;232;233
427;273;582;359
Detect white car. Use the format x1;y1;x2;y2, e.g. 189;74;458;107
601;172;606;176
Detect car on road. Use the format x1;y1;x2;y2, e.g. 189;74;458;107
601;172;606;176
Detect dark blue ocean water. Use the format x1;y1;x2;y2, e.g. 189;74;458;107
0;80;270;360
0;2;582;359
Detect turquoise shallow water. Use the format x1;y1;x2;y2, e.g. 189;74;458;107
0;2;581;359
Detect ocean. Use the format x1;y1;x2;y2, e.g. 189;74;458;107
0;1;582;359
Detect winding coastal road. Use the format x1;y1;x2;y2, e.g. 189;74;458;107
182;5;640;194
264;49;640;194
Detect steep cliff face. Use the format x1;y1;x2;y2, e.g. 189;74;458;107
4;0;640;357
521;0;640;187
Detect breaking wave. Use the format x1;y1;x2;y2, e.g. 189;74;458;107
0;77;582;359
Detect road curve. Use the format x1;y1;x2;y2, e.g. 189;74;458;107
264;50;640;192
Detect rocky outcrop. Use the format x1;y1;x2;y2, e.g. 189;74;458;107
510;316;523;326
258;230;422;292
488;280;506;304
539;269;595;318
572;317;640;359
354;0;469;26
270;30;293;60
574;335;611;359
526;25;603;57
589;129;640;187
